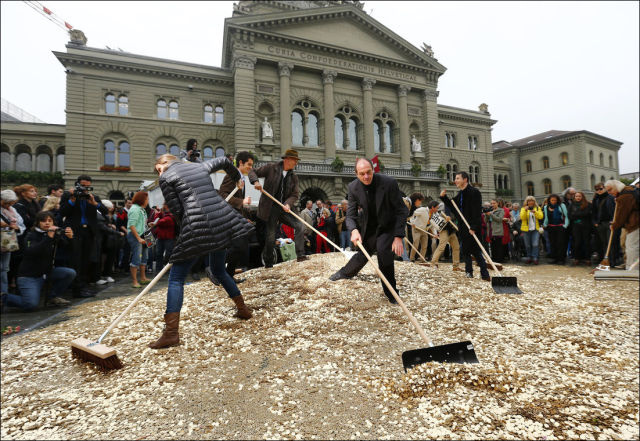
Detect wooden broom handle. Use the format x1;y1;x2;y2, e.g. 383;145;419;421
403;237;429;264
447;195;504;277
259;189;349;258
355;240;433;347
603;203;618;259
407;222;438;239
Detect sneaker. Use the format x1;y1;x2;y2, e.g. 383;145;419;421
452;266;463;272
47;296;71;307
96;278;108;285
106;277;115;283
465;272;473;278
481;275;492;282
526;258;532;265
191;272;201;281
296;256;310;263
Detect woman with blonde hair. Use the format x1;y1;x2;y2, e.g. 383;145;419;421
519;196;544;264
42;196;61;225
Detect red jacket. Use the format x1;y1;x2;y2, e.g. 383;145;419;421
151;211;176;240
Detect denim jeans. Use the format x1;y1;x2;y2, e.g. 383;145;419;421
8;267;76;311
155;238;174;272
165;250;240;314
1;251;11;294
523;230;540;259
339;230;350;250
127;232;148;267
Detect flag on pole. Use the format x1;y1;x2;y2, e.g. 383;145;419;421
371;155;380;173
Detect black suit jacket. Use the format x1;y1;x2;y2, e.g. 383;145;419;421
441;184;483;234
345;173;408;239
60;191;108;234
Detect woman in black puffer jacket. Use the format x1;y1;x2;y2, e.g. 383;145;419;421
148;154;254;350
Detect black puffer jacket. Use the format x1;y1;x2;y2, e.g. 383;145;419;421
160;157;254;263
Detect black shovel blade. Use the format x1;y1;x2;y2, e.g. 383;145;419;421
402;341;479;372
491;277;522;294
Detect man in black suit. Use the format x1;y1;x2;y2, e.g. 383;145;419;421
60;174;108;297
440;171;490;281
329;158;408;304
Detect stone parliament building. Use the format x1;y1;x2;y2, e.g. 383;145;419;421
0;0;622;205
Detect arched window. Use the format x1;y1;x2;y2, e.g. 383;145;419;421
292;111;304;146
468;164;480;184
525;160;532;172
169;144;180;156
118;95;128;116
155;143;167;158
561;152;568;166
543;179;552;194
600;175;606;184
608;155;613;168
542;156;550;169
590;174;596;189
105;93;116;114
348;117;358;150
589;150;594;164
36;146;51;172
445;133;450;147
334;117;344;149
599;152;604;166
104;140;116;166
168;101;179;120
373;121;381;153
561;175;571;190
215;147;225;158
526;182;535;196
203;146;213;160
446;162;458;182
497;175;503;189
56;147;65;172
157;99;167;119
384;122;394;153
118;141;130;167
204;104;213;123
215;106;224;124
504;175;509;189
468;135;478;150
307;113;318;147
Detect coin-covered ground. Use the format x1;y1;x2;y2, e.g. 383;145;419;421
1;253;639;440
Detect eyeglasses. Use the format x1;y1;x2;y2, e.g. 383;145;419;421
594;187;603;191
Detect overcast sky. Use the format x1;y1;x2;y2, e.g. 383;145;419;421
2;1;638;173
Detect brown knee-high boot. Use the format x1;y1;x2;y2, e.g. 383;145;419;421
148;312;180;349
232;295;252;319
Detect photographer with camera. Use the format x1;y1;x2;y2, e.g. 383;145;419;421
3;211;75;311
181;138;202;163
60;174;108;298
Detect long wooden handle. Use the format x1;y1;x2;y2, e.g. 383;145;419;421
447;196;503;277
259;188;349;258
403;237;429;264
224;185;239;202
407;222;438;239
355;241;433;347
97;262;173;343
603;204;618;259
448;219;459;231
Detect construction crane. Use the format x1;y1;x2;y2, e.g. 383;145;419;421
23;1;73;33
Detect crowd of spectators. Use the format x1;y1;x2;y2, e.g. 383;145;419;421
1;172;638;314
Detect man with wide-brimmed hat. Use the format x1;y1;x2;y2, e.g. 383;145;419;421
249;149;308;267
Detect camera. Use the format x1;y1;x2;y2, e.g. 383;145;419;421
187;149;200;161
74;183;94;199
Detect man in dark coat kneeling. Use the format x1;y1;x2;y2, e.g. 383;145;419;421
328;158;408;304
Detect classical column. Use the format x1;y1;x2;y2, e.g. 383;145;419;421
398;84;411;167
279;62;294;155
422;89;441;168
322;70;337;161
232;54;257;153
31;153;37;171
362;77;376;159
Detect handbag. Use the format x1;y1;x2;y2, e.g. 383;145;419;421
0;214;19;253
142;228;156;248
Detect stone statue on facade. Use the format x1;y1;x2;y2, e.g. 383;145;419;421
420;43;434;58
411;135;422;152
261;117;273;140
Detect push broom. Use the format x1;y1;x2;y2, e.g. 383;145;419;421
354;240;479;371
71;187;239;370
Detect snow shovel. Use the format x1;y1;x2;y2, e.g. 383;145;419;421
448;197;522;294
354;240;479;371
258;188;350;259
